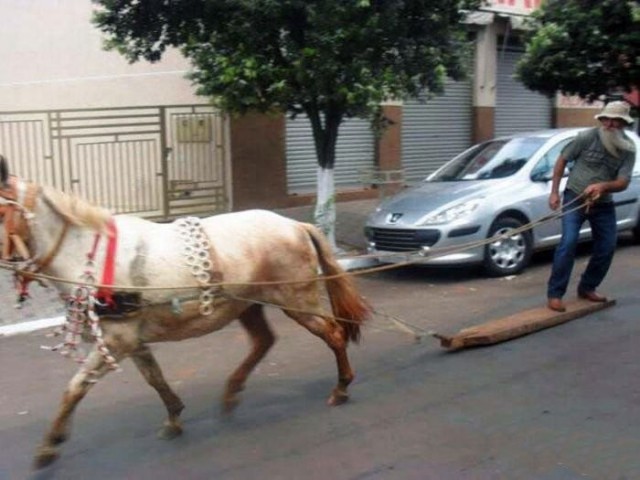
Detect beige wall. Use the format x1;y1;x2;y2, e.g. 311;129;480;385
3;1;606;211
0;0;202;110
554;95;602;129
555;108;600;128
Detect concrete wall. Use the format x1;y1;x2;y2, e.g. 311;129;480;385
555;108;600;128
472;22;499;142
0;0;201;110
0;0;610;212
229;113;287;210
554;96;602;129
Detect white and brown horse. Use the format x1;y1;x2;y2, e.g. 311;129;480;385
0;155;370;469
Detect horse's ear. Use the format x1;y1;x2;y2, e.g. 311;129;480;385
0;155;8;187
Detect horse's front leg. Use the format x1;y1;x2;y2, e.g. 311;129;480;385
222;305;276;413
33;348;122;469
130;345;185;439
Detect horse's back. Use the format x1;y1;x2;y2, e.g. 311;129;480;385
201;210;317;275
112;209;320;298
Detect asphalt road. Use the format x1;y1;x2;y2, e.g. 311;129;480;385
1;240;640;480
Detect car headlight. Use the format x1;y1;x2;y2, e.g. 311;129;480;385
419;199;482;225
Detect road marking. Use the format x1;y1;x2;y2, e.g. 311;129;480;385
0;316;64;337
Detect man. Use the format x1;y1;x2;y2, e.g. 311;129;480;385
547;101;636;312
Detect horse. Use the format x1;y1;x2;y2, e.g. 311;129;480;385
0;155;370;469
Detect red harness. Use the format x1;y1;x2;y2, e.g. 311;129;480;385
87;218;118;306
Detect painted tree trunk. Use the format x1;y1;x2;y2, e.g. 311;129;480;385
313;166;337;250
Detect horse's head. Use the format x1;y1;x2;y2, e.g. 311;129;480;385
0;154;8;187
0;155;37;261
0;156;112;265
0;154;13;258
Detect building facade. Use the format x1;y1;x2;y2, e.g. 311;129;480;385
0;0;609;214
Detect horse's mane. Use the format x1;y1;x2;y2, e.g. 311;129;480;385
42;186;112;232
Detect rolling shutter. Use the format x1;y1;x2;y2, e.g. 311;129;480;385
401;79;473;183
495;48;552;137
286;116;375;194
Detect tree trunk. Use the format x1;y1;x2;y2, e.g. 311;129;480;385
306;105;342;250
314;166;337;249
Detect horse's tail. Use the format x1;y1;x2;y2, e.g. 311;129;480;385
301;223;371;344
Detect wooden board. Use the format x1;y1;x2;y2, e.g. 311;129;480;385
433;298;616;351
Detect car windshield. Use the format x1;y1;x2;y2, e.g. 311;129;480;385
428;137;547;181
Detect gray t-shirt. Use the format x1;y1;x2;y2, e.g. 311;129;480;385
564;128;636;203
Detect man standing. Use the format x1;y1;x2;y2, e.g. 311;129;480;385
547;101;636;312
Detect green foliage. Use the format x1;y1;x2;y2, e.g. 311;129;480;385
93;0;480;168
516;0;640;101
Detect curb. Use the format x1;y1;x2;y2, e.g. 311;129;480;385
338;256;378;271
0;315;65;338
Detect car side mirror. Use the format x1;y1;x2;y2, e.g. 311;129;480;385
531;171;552;182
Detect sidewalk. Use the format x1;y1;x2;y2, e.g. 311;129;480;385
0;198;379;330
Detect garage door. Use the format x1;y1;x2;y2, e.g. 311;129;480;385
401;79;473;183
286;116;375;194
495;48;553;137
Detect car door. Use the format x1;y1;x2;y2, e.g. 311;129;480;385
528;136;574;247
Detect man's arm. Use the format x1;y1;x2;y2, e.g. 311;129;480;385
548;155;568;210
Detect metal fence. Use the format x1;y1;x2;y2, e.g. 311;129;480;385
0;105;228;220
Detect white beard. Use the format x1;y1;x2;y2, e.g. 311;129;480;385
598;127;634;158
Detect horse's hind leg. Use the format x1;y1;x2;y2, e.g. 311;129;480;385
222;305;275;414
130;345;185;440
284;311;354;406
34;348;123;469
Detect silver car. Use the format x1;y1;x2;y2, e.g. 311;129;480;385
365;128;640;276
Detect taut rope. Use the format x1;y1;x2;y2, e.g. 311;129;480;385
0;193;590;292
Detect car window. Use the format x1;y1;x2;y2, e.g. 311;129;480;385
530;137;574;180
429;137;546;181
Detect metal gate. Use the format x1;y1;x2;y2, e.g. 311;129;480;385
0;105;228;220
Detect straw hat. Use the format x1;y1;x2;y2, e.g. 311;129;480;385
595;101;634;125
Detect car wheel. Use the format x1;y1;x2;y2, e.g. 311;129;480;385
483;217;533;277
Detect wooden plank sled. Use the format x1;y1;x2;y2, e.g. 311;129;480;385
433;298;616;351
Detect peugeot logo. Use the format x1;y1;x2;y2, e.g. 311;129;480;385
386;213;403;224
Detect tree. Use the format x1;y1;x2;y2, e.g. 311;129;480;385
93;0;480;247
516;0;640;103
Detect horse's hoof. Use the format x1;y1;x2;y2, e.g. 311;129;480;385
33;446;59;469
157;423;183;440
221;396;240;415
327;391;349;406
48;432;68;445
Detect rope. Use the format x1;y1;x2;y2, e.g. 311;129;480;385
357;192;587;261
0;193;590;291
1;193;593;345
223;291;429;341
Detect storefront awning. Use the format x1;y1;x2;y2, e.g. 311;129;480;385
463;11;495;26
463;10;532;30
